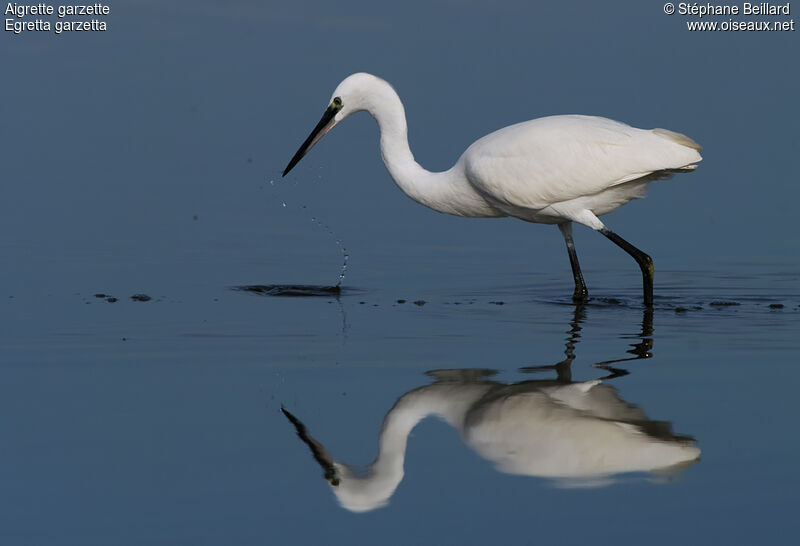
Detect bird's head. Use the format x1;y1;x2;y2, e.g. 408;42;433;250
280;404;402;513
282;73;389;176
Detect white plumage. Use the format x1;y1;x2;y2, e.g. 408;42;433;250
282;371;700;512
463;115;701;223
284;73;702;305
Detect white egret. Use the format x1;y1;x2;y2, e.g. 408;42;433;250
283;73;702;305
282;370;700;513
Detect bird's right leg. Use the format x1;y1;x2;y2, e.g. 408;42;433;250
599;228;654;307
558;222;589;302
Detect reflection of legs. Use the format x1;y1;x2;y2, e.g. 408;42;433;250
600;228;654;307
593;306;654;374
519;301;585;383
558;222;589;302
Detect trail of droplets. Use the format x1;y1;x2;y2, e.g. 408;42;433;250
268;177;349;287
310;215;349;287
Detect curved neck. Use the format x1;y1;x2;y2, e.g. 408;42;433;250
363;85;502;218
333;383;494;511
372;95;435;202
376;382;495;461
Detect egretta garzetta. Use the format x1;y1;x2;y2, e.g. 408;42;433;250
283;73;702;305
283;369;699;512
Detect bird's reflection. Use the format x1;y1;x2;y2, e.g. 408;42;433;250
283;306;699;513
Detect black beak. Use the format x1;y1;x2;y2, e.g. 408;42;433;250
281;406;341;486
282;103;339;177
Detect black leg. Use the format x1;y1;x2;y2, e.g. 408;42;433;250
558;223;589;302
600;228;654;307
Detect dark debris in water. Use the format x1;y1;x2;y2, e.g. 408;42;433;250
671;305;701;312
413;300;426;306
235;285;341;297
131;294;152;302
769;303;784;309
595;297;623;305
709;301;741;307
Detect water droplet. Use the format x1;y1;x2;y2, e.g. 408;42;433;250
281;201;287;208
298;209;350;287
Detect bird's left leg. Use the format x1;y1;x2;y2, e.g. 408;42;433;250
558;222;589;302
600;228;654;307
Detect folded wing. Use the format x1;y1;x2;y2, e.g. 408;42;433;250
462;115;702;211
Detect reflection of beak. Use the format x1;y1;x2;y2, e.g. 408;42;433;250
282;104;338;176
281;406;341;486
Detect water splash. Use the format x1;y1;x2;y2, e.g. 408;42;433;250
236;284;340;297
339;249;349;286
267;178;349;287
309;215;349;287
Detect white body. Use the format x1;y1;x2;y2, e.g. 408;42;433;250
315;373;699;512
284;73;703;302
328;73;702;232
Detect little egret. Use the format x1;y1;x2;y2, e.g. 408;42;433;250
283;370;699;512
283;73;702;305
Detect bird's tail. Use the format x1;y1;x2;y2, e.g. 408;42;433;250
652;128;702;151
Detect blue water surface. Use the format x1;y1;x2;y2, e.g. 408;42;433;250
1;1;799;545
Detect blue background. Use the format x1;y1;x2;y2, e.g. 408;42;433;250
1;1;798;544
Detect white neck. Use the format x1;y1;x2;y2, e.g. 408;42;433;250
331;383;494;512
360;82;502;218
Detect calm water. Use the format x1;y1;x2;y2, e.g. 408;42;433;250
2;1;799;544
